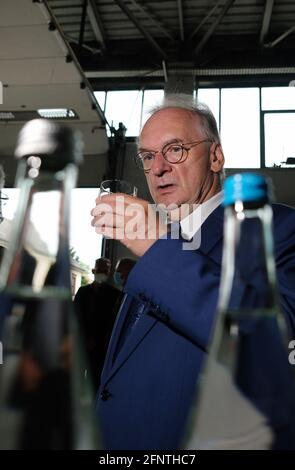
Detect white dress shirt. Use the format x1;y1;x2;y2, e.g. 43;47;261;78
180;191;223;240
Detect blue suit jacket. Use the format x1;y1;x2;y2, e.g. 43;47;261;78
96;203;295;450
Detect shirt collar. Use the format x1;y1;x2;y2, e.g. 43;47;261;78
180;191;224;240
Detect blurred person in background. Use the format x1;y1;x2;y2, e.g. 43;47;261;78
113;257;137;290
74;257;121;388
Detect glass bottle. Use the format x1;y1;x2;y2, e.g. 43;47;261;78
0;119;99;449
185;173;295;450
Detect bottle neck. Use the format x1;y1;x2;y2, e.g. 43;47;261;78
218;202;278;315
0;163;78;298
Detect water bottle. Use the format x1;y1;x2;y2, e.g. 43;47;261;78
185;173;295;450
0;119;99;449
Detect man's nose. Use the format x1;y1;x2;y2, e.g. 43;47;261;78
150;152;171;176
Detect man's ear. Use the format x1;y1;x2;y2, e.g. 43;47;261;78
209;143;225;174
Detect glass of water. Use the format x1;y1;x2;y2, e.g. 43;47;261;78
99;179;138;197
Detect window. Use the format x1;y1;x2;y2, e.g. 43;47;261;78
262;86;295;167
221;88;260;168
262;87;295;111
141;89;164;127
94;91;106;112
1;188;102;273
264;113;295;167
70;189;102;269
197;88;220;130
93;86;295;169
104;90;143;137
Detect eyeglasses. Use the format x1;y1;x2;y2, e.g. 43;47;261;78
134;140;213;173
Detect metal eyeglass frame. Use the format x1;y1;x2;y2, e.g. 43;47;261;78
134;139;213;173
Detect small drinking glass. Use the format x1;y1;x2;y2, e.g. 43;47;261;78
99;179;138;197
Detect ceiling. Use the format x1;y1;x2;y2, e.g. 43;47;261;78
0;0;108;169
1;0;295;189
47;0;295;89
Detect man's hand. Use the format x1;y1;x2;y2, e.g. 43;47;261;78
91;193;168;257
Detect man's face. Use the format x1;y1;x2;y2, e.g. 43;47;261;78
93;259;111;276
116;261;133;285
139;108;223;207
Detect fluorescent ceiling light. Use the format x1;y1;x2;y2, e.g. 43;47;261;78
0;110;78;121
0;112;15;120
37;108;77;119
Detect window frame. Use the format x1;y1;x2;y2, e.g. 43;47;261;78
94;85;295;169
261;109;295;168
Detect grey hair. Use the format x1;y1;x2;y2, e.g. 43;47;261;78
148;93;220;144
143;93;225;182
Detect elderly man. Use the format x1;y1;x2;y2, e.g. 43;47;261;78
91;94;295;450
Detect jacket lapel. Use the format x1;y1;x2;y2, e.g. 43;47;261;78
101;293;131;373
102;205;225;384
199;204;224;258
102;294;157;384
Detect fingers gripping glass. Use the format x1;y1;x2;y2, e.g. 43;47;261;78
99;179;137;196
134;140;213;172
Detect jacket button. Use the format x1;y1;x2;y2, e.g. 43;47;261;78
100;389;111;401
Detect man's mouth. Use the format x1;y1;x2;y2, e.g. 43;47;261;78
157;183;175;193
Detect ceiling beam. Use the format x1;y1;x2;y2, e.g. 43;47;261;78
259;0;274;45
189;0;223;41
113;0;167;59
65;34;101;54
265;24;295;48
128;0;175;42
87;0;106;50
162;60;168;83
177;0;184;41
78;0;88;47
194;0;236;56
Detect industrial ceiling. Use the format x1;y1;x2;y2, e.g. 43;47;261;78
1;0;295;188
0;0;109;184
47;0;295;88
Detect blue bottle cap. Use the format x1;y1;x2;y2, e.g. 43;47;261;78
223;173;270;206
